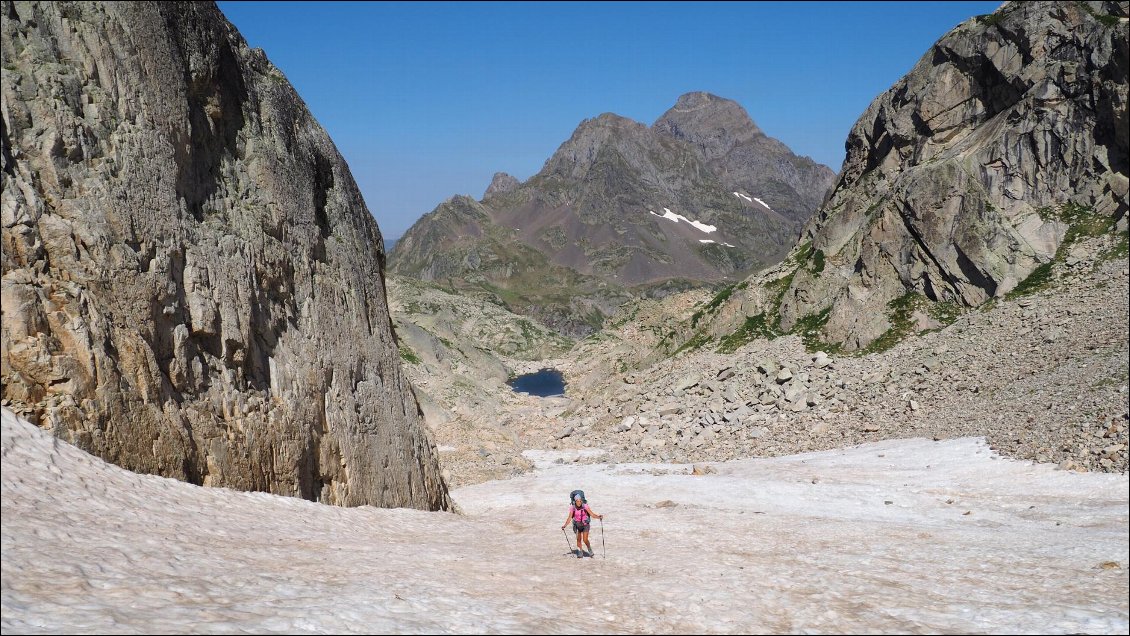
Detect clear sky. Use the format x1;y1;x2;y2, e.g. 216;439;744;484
217;1;1002;240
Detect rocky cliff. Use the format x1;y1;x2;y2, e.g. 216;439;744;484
1;1;450;509
702;1;1128;351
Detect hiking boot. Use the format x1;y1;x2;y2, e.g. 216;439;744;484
575;550;583;559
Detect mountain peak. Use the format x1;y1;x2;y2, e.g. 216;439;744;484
651;93;833;220
539;112;651;180
670;91;732;110
655;92;763;138
582;111;647;131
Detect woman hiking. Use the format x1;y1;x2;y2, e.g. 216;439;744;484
562;492;603;558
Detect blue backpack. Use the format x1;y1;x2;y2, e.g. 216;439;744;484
569;490;590;525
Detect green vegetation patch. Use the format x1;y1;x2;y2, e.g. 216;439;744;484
783;241;826;277
1077;1;1122;26
716;313;777;353
1006;262;1054;299
609;304;641;329
810;249;826;275
516;319;539;342
674;330;714;356
712;264;838;354
701;267;796;354
1101;230;1129;262
699;229;978;355
763;268;798;332
860;293;919;355
851;292;964;354
699;250;975;356
792;241;813;264
1057;203;1116;253
975;13;1005;26
582;307;606;331
927;300;963;327
795;307;838;354
399;345;421;365
690;281;747;328
1009;203;1118;298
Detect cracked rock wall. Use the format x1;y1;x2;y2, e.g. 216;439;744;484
1;1;450;510
773;1;1128;350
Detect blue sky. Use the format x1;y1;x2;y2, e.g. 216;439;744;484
218;1;1001;239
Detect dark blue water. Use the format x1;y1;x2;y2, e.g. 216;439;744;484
507;368;566;397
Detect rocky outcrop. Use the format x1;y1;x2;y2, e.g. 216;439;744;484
1;1;450;509
712;1;1128;351
483;171;519;198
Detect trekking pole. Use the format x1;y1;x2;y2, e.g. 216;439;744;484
600;518;606;559
562;527;573;556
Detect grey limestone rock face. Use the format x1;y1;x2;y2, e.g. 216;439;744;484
1;1;450;510
768;1;1128;350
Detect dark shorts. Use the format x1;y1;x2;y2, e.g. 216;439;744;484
572;521;590;533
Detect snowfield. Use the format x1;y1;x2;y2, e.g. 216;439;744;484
2;407;1127;634
649;208;717;234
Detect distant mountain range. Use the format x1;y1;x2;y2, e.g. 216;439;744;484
389;92;836;335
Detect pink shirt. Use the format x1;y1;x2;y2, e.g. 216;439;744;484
570;504;593;524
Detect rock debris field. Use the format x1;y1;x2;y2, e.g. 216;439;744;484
397;252;1129;489
547;257;1130;475
2;408;1126;634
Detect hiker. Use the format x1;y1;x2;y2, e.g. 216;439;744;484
562;492;603;557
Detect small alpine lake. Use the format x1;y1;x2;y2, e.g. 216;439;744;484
506;368;566;397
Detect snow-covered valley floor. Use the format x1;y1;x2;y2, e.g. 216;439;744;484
2;407;1127;634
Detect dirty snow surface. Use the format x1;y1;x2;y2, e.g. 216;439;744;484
2;408;1127;634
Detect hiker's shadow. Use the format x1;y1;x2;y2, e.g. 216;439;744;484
563;550;595;558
